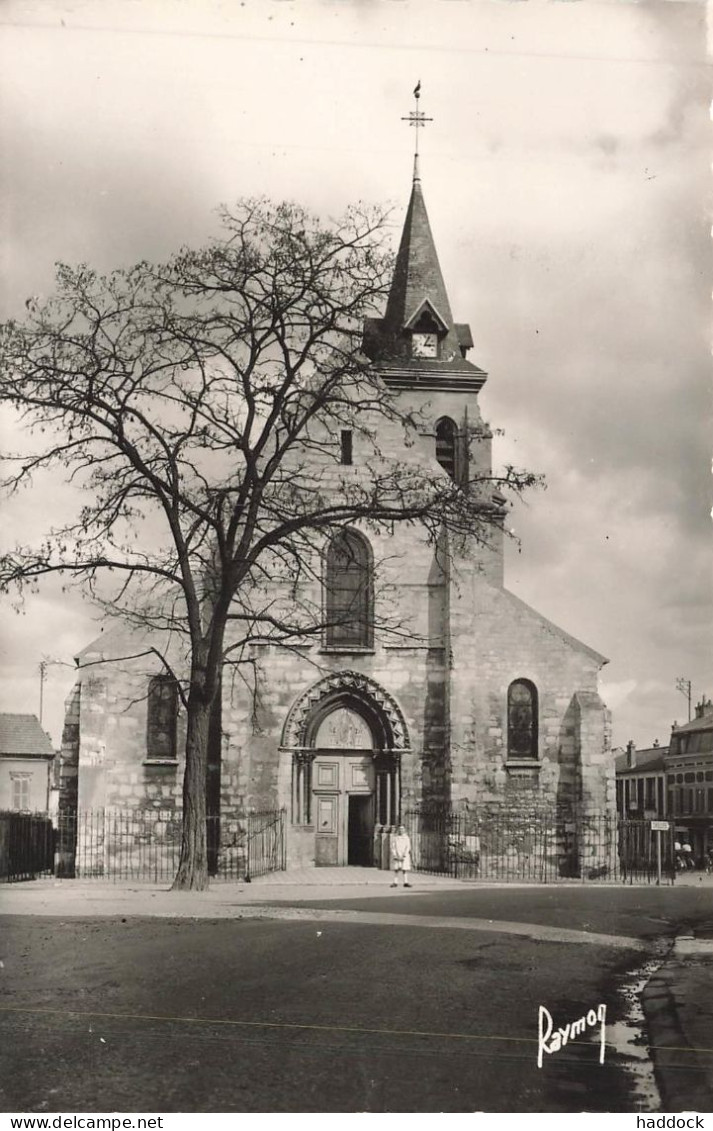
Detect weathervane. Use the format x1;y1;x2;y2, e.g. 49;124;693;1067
401;81;432;180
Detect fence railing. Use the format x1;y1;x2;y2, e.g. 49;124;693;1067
0;812;54;883
403;807;676;885
246;808;286;879
55;808;286;882
3;804;675;886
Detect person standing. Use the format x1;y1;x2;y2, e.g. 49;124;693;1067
390;824;412;888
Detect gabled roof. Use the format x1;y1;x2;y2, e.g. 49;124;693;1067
500;588;608;666
403;297;450;333
0;714;54;757
76;622;149;662
76;623;186;673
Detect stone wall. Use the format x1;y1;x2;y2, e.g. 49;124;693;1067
59;660;186;817
446;566;611;815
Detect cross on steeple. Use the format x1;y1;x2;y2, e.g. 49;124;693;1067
401;81;432;181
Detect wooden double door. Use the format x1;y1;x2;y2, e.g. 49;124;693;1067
314;752;375;867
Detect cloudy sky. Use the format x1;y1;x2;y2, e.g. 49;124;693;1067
0;0;710;749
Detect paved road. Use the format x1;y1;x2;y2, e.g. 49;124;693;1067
3;883;713;1113
255;883;713;941
1;914;643;1113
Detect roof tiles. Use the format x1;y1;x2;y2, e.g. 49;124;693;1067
0;714;54;756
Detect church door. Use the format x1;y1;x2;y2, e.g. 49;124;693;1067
312;707;376;867
348;795;374;865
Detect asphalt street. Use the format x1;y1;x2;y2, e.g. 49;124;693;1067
263;883;713;941
2;884;712;1113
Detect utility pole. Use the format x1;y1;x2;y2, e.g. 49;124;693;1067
39;659;47;724
38;657;73;727
675;677;692;723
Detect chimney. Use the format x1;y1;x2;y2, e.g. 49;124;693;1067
653;739;659;748
695;695;713;718
626;740;636;769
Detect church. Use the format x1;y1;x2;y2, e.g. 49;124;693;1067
58;151;616;878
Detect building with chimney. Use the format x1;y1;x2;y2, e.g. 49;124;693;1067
614;741;667;821
664;697;713;864
58;155;616;876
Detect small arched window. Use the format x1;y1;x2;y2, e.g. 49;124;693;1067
325;530;373;649
435;417;458;481
507;679;538;760
147;675;179;760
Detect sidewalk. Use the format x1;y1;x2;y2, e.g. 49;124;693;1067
2;866;708;919
671;869;713;888
0;875;649;950
642;931;713;1112
0;868;465;918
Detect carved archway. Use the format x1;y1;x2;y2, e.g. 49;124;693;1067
282;671;410;831
281;670;410;752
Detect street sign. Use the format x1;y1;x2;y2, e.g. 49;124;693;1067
651;820;670;832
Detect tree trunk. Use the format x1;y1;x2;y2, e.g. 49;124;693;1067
172;690;212;890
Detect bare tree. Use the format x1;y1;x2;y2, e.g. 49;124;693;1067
0;198;538;888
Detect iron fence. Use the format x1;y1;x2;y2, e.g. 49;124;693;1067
403;807;676;885
618;819;676;885
0;812;54;882
55;808;286;882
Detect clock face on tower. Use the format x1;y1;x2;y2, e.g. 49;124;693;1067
412;332;438;358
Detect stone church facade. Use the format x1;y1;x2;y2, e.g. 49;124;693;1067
59;168;615;873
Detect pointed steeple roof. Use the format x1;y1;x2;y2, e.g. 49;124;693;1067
383;170;454;335
362;169;487;392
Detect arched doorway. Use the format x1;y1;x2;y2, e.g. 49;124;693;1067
282;672;409;867
312;706;376;866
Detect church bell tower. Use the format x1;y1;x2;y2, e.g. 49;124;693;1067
362;86;505;583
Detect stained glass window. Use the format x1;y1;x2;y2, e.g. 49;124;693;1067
507;679;538;760
147;675;179;760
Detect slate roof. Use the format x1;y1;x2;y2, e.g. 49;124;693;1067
384;176;454;334
364;174;479;377
672;709;713;735
0;714;55;757
614;747;667;775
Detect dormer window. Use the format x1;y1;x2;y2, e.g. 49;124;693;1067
409;307;442;360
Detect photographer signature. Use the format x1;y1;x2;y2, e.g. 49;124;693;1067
537;1003;607;1068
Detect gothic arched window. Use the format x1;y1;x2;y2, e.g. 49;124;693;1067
147;675;179;761
435;417;458;481
325;530;373;649
507;679;538;760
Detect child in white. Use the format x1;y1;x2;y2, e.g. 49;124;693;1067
390;825;412;888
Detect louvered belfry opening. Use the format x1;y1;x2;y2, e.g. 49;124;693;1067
325;530;373;648
435;417;458;481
